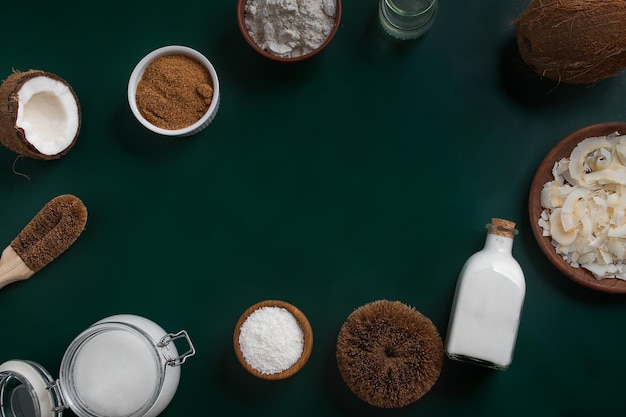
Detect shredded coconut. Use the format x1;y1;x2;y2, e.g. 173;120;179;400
238;306;304;374
244;0;337;58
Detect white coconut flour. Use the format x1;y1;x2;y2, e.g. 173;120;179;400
244;0;337;58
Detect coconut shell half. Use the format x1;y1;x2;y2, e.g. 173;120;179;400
516;0;626;84
0;70;81;160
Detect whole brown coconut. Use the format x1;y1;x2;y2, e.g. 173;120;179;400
0;70;81;159
516;0;626;84
335;300;443;409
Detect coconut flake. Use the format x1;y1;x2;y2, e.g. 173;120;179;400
539;132;626;280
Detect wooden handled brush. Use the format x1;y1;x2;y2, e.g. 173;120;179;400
0;194;87;289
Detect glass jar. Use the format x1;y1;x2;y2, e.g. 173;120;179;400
0;314;195;417
379;0;438;40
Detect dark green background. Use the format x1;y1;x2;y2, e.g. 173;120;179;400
1;0;625;416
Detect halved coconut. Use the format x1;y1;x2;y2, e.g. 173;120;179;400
0;70;81;160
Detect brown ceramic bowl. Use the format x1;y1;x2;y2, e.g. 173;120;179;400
529;122;626;294
236;0;342;62
233;300;313;380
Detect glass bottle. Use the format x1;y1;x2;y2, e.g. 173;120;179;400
379;0;438;40
445;218;526;370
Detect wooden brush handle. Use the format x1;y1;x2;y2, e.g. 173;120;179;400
0;246;35;290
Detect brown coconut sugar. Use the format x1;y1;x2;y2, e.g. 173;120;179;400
136;54;213;130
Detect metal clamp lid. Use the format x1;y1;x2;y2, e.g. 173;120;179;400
0;360;66;417
157;330;196;367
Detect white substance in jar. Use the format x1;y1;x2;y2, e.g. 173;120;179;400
238;306;304;374
71;330;158;417
244;0;337;58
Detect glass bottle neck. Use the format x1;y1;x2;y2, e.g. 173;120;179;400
484;233;514;254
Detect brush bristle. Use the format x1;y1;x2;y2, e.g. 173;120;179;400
335;300;443;408
10;194;87;272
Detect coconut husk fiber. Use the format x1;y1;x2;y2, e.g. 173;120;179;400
11;194;87;272
335;300;443;409
0;70;81;160
515;0;626;84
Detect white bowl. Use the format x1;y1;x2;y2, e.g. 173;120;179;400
128;45;220;137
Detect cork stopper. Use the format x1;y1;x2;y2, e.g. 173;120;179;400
487;218;518;239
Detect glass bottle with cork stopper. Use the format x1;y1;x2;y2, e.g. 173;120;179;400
445;218;526;370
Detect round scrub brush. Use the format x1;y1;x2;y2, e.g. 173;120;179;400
335;300;444;408
0;194;87;289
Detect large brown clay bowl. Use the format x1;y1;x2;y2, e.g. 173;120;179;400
529;122;626;294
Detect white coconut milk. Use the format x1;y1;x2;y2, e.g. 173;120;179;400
445;219;526;370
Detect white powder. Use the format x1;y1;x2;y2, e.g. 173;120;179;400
72;330;159;416
244;0;337;58
238;306;304;374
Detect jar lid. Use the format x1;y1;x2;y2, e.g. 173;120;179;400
0;360;64;417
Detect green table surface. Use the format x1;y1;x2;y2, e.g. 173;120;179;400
1;0;625;416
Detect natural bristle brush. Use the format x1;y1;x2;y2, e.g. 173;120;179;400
0;194;87;289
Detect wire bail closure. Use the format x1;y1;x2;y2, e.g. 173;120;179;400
158;330;196;367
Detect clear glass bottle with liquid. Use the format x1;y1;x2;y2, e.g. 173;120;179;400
445;218;526;370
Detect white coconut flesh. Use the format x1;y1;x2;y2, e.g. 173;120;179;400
15;76;79;156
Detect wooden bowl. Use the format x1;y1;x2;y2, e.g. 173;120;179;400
233;300;313;380
236;0;342;62
529;122;626;294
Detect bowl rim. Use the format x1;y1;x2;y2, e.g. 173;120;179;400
236;0;342;62
528;121;626;294
127;45;220;136
233;299;313;380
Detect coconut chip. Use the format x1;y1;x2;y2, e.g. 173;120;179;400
539;132;626;280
